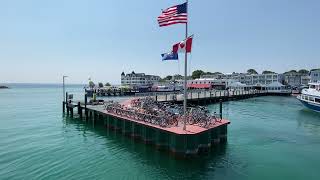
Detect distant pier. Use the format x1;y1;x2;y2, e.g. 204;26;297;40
137;89;273;105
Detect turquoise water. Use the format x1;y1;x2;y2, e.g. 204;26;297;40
1;85;320;180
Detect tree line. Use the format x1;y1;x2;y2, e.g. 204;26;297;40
161;68;318;81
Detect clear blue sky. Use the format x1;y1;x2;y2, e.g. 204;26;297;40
0;0;319;84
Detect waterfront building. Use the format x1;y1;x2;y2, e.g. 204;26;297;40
201;73;283;86
187;78;227;90
228;82;252;91
121;71;161;86
266;82;291;94
310;69;320;83
284;72;303;87
301;75;311;86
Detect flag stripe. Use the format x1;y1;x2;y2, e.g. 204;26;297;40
157;3;187;27
158;14;187;20
159;20;188;26
158;16;187;23
159;21;187;27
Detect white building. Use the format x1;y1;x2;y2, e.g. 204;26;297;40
201;73;284;86
121;71;160;86
228;82;252;91
266;82;291;94
186;78;228;89
310;69;320;83
301;75;311;85
284;72;302;86
283;72;310;87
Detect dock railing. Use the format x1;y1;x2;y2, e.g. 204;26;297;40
135;89;267;102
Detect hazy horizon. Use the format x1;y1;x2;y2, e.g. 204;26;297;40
1;0;319;84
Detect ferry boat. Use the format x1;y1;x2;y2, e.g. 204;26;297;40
297;82;320;112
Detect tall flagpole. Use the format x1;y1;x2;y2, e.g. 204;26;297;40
183;0;188;131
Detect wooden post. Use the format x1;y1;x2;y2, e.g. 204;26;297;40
219;99;223;119
85;93;88;121
62;101;65;113
66;92;69;115
78;102;82;118
70;106;73;118
93;112;95;127
65;92;68;105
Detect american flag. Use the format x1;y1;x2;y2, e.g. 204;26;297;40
157;2;187;27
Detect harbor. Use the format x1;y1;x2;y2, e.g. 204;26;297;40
1;0;320;179
1;85;320;179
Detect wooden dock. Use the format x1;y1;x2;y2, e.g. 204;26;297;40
62;89;286;157
63;101;229;157
137;89;269;105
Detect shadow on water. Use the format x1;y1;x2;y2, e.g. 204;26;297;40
62;115;233;179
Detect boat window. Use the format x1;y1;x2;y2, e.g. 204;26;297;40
309;96;315;102
315;98;320;103
310;85;316;89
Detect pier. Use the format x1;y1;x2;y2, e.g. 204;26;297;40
137;89;269;105
63;91;235;157
63;89;291;157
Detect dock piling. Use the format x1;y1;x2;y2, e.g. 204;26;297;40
219;99;223;119
85;94;88;121
70;106;73;117
77;102;82;118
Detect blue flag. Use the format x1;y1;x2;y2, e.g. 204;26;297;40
161;52;178;61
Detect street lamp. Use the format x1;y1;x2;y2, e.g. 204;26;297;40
63;75;68;101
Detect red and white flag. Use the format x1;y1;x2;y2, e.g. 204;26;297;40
172;35;193;53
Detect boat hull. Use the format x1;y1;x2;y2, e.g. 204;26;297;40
298;98;320;112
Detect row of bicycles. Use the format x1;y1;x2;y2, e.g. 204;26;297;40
105;97;222;128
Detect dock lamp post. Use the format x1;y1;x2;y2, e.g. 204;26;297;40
63;76;68;101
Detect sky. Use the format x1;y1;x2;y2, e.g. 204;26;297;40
0;0;319;84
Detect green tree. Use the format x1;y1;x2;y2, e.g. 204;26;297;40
262;70;275;74
203;71;213;75
98;82;104;88
284;70;297;74
89;81;95;88
298;69;309;75
310;68;320;72
173;74;183;80
105;82;111;86
191;70;205;79
163;75;173;81
247;69;258;74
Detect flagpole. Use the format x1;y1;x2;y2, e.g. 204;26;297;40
183;0;188;131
